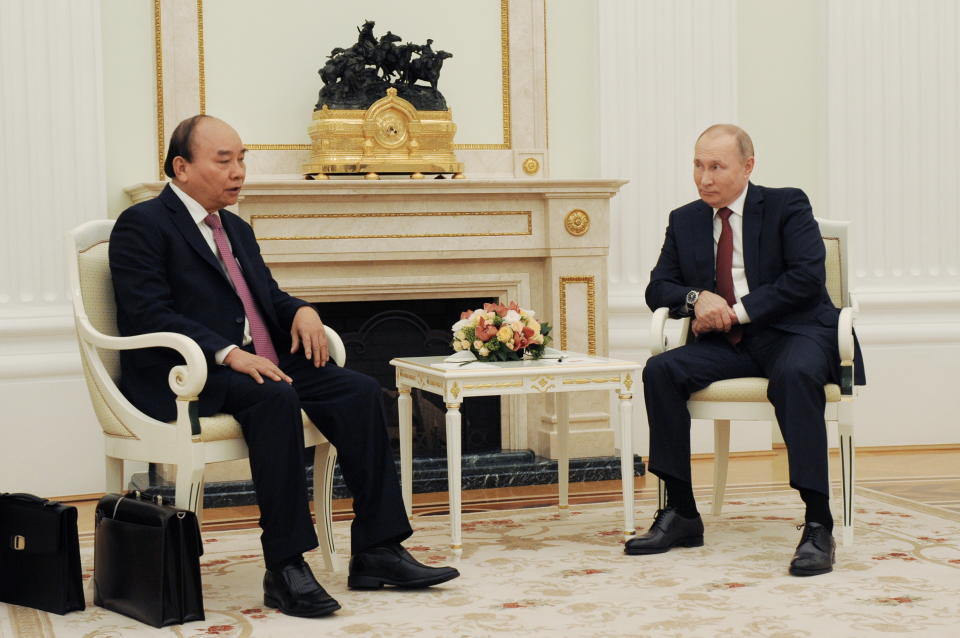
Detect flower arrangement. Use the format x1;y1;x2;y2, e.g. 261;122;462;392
451;301;552;361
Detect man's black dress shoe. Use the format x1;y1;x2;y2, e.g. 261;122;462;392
624;507;704;555
263;559;341;617
348;544;460;589
789;522;835;576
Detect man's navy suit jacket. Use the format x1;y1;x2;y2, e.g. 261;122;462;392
109;185;311;421
645;182;865;384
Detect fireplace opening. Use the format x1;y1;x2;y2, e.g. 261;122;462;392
316;297;501;457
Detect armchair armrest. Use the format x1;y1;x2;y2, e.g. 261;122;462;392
325;325;346;367
649;308;692;355
650;308;670;355
838;303;856;397
75;317;207;398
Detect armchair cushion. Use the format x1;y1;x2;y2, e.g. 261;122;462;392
690;378;842;403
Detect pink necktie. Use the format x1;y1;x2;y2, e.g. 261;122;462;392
203;214;280;364
716;207;742;344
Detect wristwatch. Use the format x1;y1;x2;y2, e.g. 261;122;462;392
685;289;701;314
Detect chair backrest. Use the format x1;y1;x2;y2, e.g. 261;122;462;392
69;220;121;380
815;217;850;308
68;220;139;438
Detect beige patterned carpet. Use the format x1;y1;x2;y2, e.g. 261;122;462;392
2;486;959;638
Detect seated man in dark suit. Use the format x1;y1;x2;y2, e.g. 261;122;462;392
627;124;864;576
109;114;458;617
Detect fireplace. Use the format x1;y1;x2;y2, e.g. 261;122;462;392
318;297;501;456
126;177;641;504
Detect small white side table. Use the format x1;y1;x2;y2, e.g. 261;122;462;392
390;354;640;551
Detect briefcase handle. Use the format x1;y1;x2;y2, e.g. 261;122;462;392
0;493;55;507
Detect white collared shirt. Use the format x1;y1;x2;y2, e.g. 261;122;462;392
712;185;751;324
168;182;251;362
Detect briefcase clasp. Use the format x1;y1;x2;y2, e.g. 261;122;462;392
11;535;26;551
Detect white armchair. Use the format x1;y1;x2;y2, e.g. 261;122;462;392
68;219;344;569
649;218;858;546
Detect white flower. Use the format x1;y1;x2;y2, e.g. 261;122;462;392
502;309;521;324
451;320;470;333
532;334;544;344
473;340;484;350
510;321;523;333
460;340;471;350
453;340;463;351
478;346;490;357
453;330;465;340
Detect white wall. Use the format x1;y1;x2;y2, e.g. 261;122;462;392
0;0;108;496
3;0;957;499
599;0;960;453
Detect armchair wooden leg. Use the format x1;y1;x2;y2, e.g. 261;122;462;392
104;456;124;493
712;420;731;517
313;442;338;571
838;415;855;547
175;463;204;517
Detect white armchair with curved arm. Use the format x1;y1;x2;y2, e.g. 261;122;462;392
68;219;344;569
649;218;858;546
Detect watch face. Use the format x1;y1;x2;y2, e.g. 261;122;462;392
686;290;699;304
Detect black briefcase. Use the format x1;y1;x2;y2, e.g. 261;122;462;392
94;492;205;627
0;492;85;615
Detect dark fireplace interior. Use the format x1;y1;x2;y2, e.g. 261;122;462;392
316;297;501;457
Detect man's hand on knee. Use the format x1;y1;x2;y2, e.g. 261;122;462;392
692;290;737;336
224;348;293;384
290;306;329;368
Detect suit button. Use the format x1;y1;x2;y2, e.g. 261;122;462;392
235;316;244;324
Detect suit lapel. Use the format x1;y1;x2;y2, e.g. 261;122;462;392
161;186;225;276
691;202;716;288
742;183;762;290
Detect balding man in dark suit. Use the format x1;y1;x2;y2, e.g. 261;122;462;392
627;124;864;576
110;115;458;617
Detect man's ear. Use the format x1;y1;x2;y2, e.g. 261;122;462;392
743;156;755;178
172;156;188;181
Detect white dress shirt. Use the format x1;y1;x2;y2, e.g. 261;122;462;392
169;182;251;363
712;185;751;324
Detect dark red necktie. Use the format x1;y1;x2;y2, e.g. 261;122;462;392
716;207;742;344
204;214;280;364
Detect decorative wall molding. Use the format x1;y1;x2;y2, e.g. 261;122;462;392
599;0;737;300
154;0;547;178
0;0;107;317
827;0;960;293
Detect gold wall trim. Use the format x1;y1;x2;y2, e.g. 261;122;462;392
153;0;165;180
543;0;548;149
251;210;532;240
498;0;512;149
173;0;513;151
197;0;206;113
558;276;597;355
248;144;311;151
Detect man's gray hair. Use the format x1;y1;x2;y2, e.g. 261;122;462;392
697;124;754;161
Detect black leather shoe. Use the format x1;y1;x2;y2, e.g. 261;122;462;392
263;559;341;617
789;522;835;576
624;508;704;555
348;544;460;589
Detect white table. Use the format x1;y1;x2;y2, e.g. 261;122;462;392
390;354;640;550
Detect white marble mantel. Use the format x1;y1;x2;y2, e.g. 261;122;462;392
126;178;627;459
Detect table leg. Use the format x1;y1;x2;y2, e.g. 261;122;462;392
445;401;463;552
619;392;635;540
398;387;413;518
556;392;570;513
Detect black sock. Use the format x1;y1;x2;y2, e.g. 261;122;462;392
267;553;303;572
799;488;833;532
665;478;699;518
